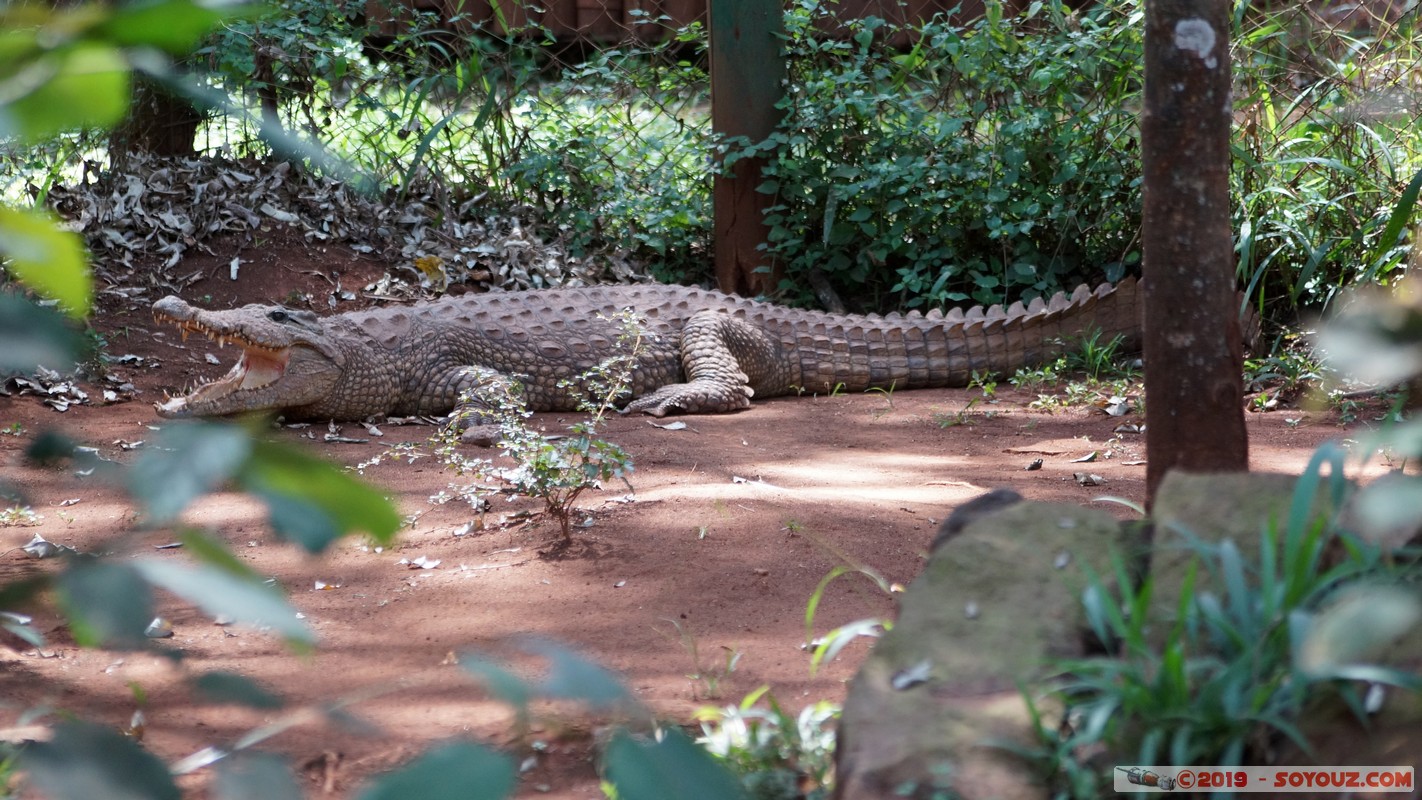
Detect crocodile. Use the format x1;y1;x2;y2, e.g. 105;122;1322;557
151;279;1143;423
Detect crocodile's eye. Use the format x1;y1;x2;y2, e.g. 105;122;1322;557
268;310;290;322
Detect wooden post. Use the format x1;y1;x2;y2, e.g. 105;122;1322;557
1141;0;1248;505
709;0;785;296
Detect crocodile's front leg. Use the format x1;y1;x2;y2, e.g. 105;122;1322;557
623;309;785;417
428;365;526;446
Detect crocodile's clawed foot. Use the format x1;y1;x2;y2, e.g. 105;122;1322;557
622;380;754;417
458;424;500;447
444;401;503;447
619;397;674;418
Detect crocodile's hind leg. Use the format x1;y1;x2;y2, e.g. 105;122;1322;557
622;309;781;417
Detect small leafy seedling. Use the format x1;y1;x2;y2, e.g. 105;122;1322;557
440;310;646;542
660;618;742;700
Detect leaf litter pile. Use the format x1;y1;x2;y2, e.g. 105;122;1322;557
46;153;646;301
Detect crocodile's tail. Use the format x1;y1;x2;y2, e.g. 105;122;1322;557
780;277;1143;394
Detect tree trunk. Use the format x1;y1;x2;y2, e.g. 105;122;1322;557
1141;0;1248;506
709;0;785;297
108;77;203;169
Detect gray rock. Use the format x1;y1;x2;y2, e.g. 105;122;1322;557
835;493;1138;800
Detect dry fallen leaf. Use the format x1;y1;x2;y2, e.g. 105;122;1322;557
890;659;932;691
125;710;146;741
145;617;174;639
22;534;72;559
1103;396;1133;416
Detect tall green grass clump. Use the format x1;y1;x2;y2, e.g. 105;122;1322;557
1232;2;1422;315
1019;448;1421;794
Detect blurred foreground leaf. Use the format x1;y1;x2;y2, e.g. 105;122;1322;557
241;440;400;552
214;751;302;800
1;610;44;647
1315;295;1422;386
0;42;130;143
134;560;314;645
125;423;252;524
1297;586;1422;680
0;293;85;371
179;528;264;579
604;728;749;800
1345;471;1422;552
357;741;515;800
0;209;91;318
55;559;154;649
19;720;180;800
193;671;285;710
458;653;532;714
523;639;638;712
98;0;241;54
123;424;398;551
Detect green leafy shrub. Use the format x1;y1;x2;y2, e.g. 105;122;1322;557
196;0;367;134
732;0;1144;311
502;43;713;280
723;0;1421;320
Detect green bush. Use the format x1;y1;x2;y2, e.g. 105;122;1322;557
732;0;1144;311
502;42;713;280
734;0;1421;316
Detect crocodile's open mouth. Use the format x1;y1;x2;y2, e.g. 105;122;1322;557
154;314;291;416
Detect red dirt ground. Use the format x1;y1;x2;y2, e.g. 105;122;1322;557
0;231;1391;797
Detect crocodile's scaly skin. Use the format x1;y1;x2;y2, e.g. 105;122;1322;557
151;279;1142;421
